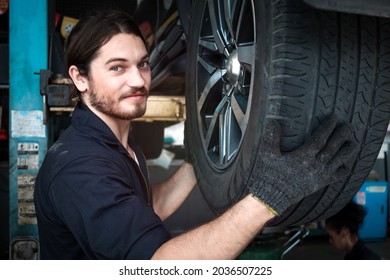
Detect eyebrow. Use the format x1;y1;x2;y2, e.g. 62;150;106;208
105;54;150;65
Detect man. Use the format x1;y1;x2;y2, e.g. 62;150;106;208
34;10;356;260
325;202;382;260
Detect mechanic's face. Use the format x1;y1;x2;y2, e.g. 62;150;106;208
85;33;151;120
325;226;348;252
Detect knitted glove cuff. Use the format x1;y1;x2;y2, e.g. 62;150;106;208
250;185;289;216
250;194;279;216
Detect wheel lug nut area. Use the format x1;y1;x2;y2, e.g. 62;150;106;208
225;49;240;85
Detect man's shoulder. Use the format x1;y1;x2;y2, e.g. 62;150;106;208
49;125;114;157
40;125;123;180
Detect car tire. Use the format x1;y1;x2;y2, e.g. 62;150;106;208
185;0;390;227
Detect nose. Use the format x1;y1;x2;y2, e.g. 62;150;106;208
126;67;147;89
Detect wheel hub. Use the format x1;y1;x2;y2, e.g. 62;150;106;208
225;49;240;87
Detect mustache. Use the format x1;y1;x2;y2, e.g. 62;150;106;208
119;87;149;99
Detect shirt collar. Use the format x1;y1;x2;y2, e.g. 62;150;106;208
71;102;123;146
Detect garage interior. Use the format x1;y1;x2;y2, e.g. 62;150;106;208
0;0;390;260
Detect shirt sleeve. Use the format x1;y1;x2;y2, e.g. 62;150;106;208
48;156;171;259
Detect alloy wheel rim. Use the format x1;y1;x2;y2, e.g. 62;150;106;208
195;0;256;169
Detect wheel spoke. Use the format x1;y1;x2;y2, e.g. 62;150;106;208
205;96;228;150
222;0;237;45
199;37;219;53
235;0;248;43
219;106;229;165
231;93;246;131
220;100;242;164
198;69;226;111
237;44;255;71
198;51;218;75
207;0;228;54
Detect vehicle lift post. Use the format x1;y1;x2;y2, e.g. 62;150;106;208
8;0;48;259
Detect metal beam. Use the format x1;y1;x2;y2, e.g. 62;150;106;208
49;95;187;122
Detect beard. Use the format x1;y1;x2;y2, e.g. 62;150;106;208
88;87;148;121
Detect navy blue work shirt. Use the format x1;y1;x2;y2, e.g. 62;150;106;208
34;102;171;259
344;239;382;260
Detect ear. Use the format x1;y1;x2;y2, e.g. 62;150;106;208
68;65;89;93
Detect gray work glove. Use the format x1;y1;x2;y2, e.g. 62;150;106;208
248;115;357;216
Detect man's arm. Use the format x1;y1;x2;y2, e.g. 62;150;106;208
152;162;197;221
151;194;275;259
151;116;356;259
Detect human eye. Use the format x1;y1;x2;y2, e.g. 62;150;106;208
138;60;150;69
110;65;125;72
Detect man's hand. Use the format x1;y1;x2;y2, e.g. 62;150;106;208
248;115;357;216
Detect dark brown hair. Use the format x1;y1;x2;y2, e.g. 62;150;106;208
65;9;147;100
325;201;367;235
